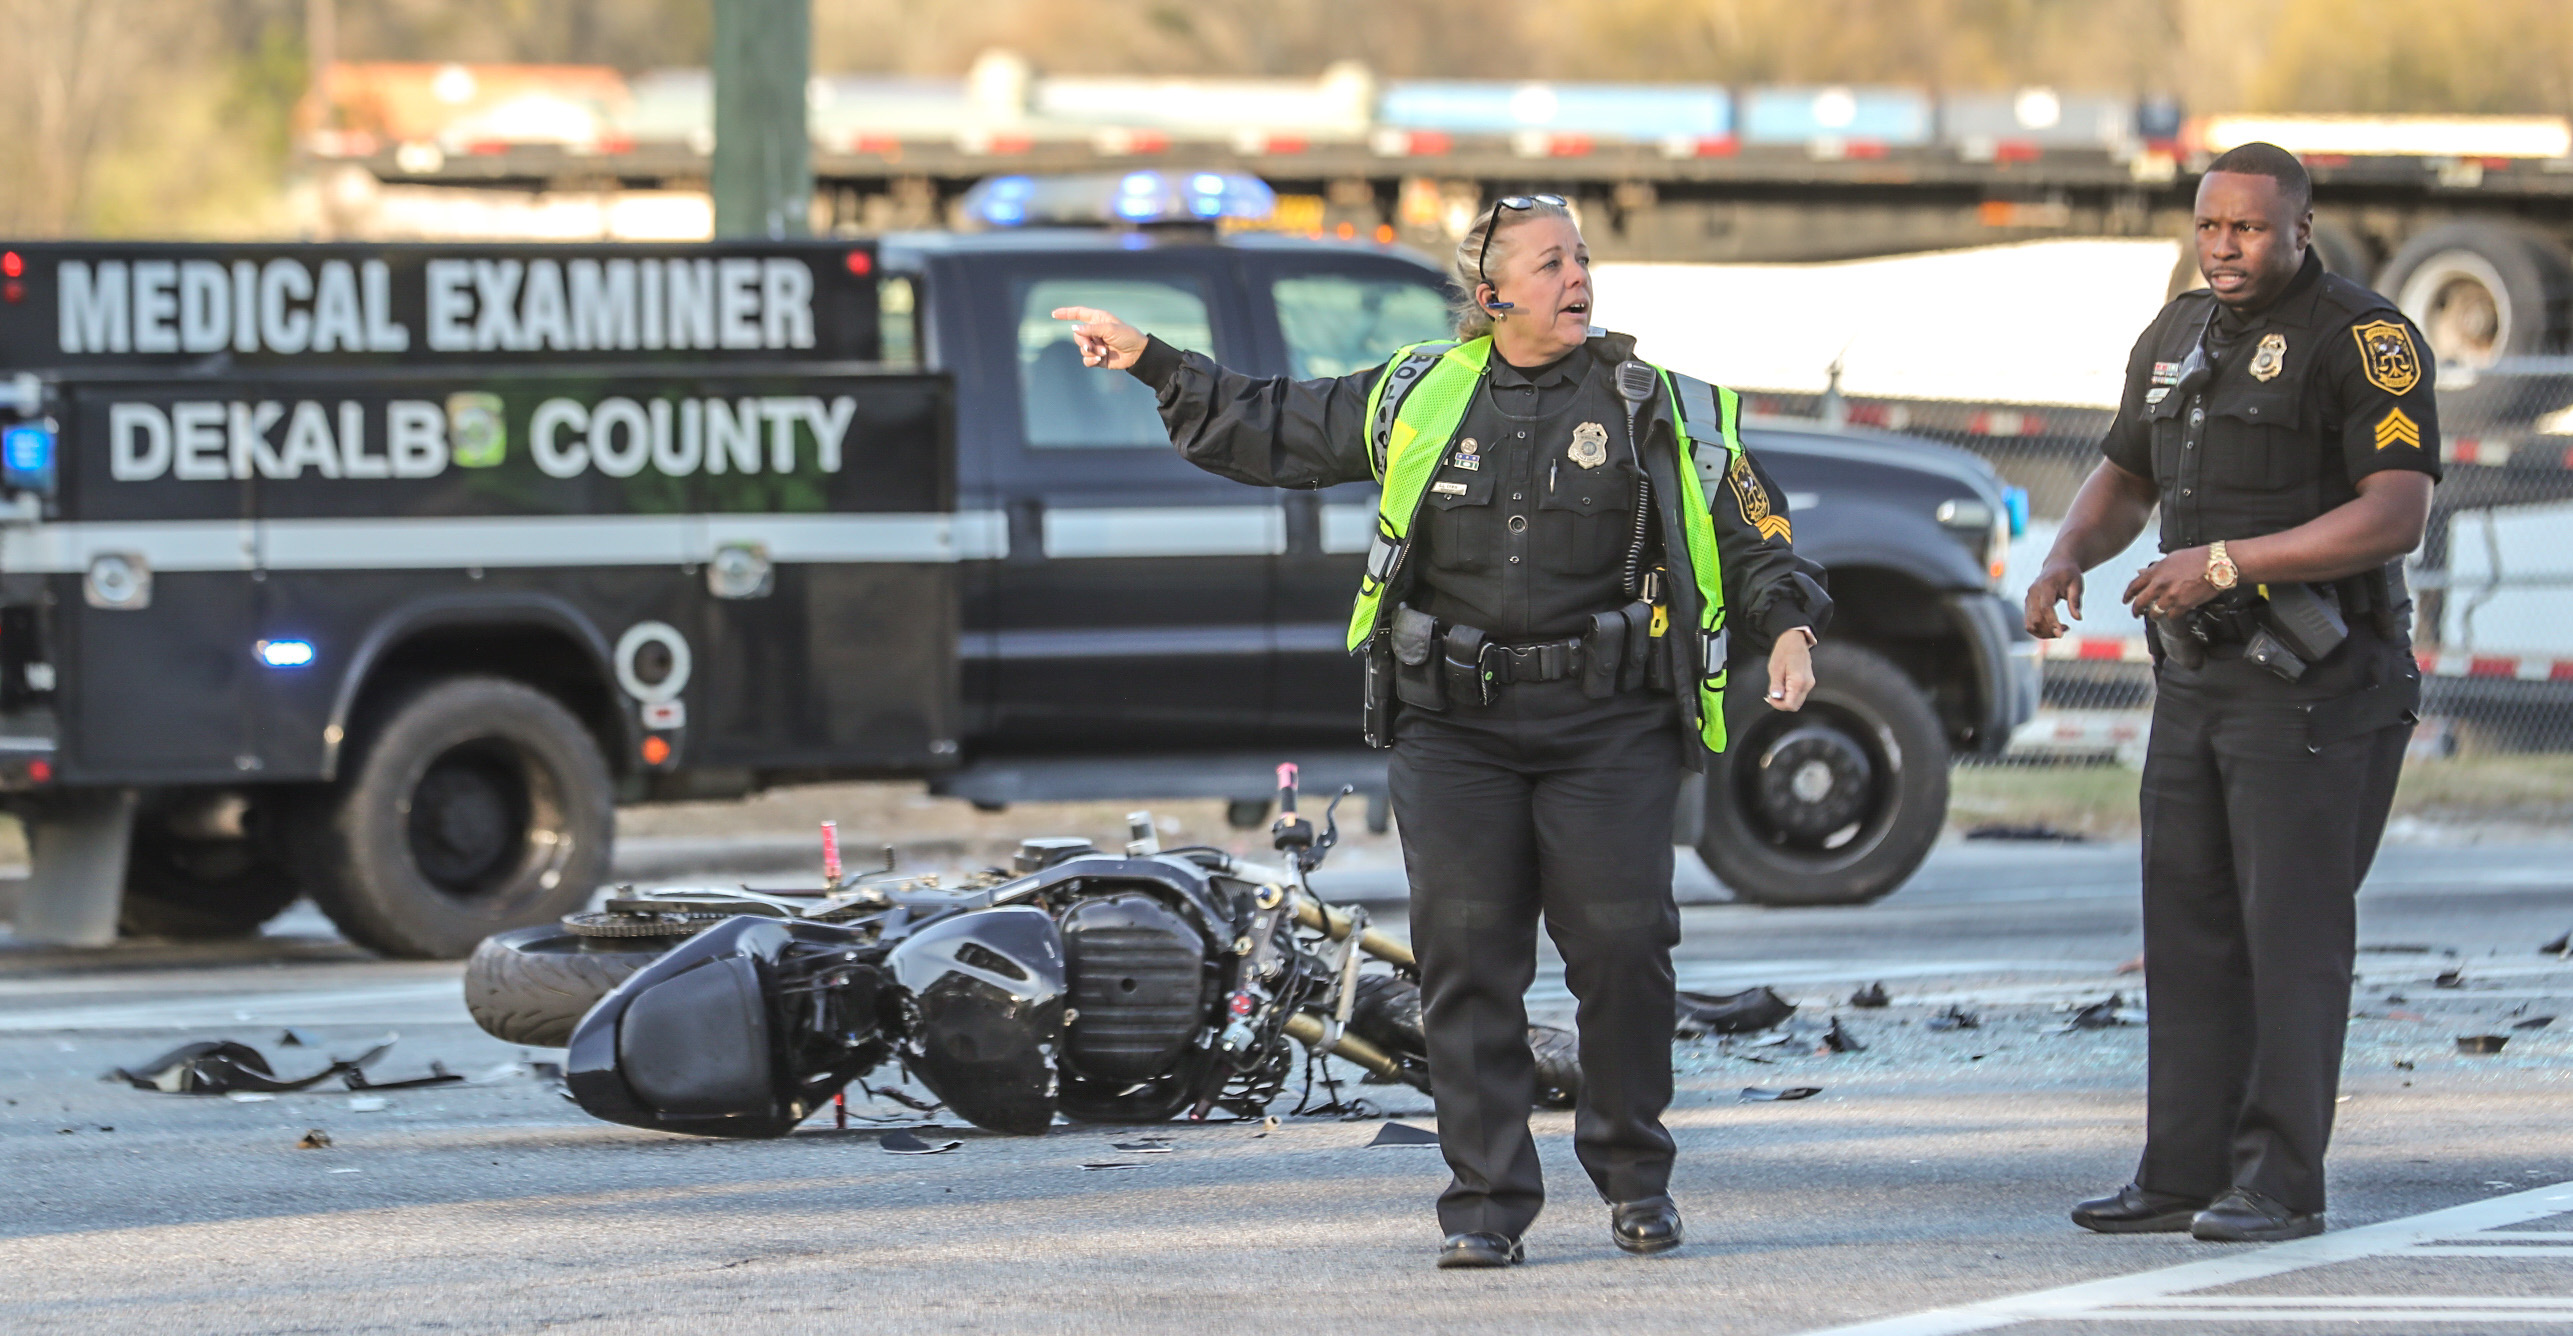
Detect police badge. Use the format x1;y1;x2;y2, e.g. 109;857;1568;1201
1568;421;1609;469
2249;332;2287;383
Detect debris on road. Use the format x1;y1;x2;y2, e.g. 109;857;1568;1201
2457;1035;2510;1055
1675;986;1797;1036
295;1129;333;1149
2512;1015;2556;1031
2435;967;2467;989
878;1131;962;1154
1926;1005;1981;1032
109;1038;395;1095
1849;982;1890;1009
1739;1087;1822;1102
2540;930;2569;957
1110;1141;1174;1153
1821;1018;1867;1054
2056;994;2145;1032
1963;822;2087;842
1367;1122;1440;1147
2360;944;2437;954
1080;1162;1141;1171
346;1061;463;1091
276;1029;316;1048
347;1096;390;1112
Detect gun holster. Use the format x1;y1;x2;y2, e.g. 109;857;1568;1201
2154;616;2204;670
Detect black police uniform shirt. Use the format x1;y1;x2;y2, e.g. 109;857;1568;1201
1127;329;1829;649
2102;250;2442;560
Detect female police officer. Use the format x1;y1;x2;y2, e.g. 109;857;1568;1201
1055;197;1830;1268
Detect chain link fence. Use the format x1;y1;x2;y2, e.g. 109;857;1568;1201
1745;364;2573;764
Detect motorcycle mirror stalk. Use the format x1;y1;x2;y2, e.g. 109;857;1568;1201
1268;762;1348;873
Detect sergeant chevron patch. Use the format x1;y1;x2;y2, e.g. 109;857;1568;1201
2374;406;2422;451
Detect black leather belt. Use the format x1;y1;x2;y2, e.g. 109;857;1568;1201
1480;637;1584;684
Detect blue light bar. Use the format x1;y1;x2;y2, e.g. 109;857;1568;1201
257;639;316;668
2;422;54;495
960;171;1278;229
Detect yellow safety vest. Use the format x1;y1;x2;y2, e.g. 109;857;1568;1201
1348;337;1747;753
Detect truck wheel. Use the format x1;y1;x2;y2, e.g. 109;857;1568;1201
117;829;301;940
298;677;613;959
465;924;665;1046
1699;641;1947;908
2378;222;2572;366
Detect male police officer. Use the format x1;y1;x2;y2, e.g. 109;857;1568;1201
1056;197;1830;1267
2027;142;2438;1242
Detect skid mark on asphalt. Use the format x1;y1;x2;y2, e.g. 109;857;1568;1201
1800;1181;2573;1332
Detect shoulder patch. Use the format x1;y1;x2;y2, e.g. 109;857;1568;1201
2352;319;2423;396
2373;406;2421;451
1730;455;1792;541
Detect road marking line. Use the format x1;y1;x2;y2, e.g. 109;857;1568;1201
1797;1181;2573;1336
0;981;464;1032
2063;1310;2573;1323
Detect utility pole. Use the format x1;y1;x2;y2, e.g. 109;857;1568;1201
711;0;812;238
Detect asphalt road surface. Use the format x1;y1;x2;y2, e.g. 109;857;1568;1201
3;837;2569;1335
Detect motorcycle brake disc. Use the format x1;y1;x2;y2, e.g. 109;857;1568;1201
560;910;733;939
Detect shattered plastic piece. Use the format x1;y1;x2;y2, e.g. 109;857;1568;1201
347;1096;389;1112
1849;982;1890;1009
1081;1162;1141;1171
345;1061;462;1091
2058;995;2145;1032
877;1130;961;1154
2539;930;2569;957
1111;1141;1174;1153
1739;1086;1822;1102
1675;987;1797;1035
225;1092;276;1103
276;1028;316;1048
1367;1122;1441;1147
1926;1005;1981;1032
2457;1035;2509;1055
2434;968;2467;989
2512;1015;2556;1031
296;1129;333;1149
1821;1018;1867;1053
109;1038;395;1095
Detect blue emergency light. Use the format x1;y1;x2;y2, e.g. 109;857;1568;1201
2;422;55;495
963;171;1277;229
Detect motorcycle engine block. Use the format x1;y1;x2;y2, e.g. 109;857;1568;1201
1059;891;1215;1083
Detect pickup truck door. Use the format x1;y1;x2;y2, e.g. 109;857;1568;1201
1236;253;1457;736
957;250;1275;746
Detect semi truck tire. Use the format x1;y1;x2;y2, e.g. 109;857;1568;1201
2377;222;2572;366
297;677;614;959
117;829;301;940
464;924;665;1046
2310;218;2375;282
1698;641;1947;908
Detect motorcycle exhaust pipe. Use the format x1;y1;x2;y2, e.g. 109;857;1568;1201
1281;1011;1417;1087
1287;892;1416;971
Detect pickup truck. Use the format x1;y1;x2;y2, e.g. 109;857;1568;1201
0;217;2036;956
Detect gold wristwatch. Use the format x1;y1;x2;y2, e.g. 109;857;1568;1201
2205;540;2239;591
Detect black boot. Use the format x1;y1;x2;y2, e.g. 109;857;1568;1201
2071;1183;2207;1234
1437;1232;1524;1269
1610;1196;1684;1255
2192;1188;2324;1242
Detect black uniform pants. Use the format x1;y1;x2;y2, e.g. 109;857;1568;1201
1390;678;1683;1239
2135;643;2411;1215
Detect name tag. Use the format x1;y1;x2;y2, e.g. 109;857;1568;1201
1431;480;1469;495
2145;386;2170;404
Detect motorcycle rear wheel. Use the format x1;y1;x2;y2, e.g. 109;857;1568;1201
465;924;673;1046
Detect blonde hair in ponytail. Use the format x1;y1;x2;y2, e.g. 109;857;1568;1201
1449;196;1578;339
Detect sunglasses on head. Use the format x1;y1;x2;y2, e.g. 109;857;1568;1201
1477;194;1570;312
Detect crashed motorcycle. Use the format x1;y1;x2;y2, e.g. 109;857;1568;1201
465;767;1581;1138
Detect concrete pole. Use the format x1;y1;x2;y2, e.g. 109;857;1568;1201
712;0;812;239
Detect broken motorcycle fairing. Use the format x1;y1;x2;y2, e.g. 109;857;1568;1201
552;771;1518;1140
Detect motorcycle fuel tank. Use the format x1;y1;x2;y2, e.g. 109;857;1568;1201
885;905;1067;1135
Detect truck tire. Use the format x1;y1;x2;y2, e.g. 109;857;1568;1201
465;924;665;1046
2377;222;2572;365
1698;641;1947;908
117;828;301;940
2309;218;2375;282
297;677;614;959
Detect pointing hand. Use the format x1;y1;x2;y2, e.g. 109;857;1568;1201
1051;307;1147;370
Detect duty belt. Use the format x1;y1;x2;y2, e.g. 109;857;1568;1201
1479;637;1584;685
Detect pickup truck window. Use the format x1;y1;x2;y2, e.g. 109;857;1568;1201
1272;274;1452;379
1016;277;1212;448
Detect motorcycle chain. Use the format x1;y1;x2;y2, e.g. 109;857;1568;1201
560;910;732;939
